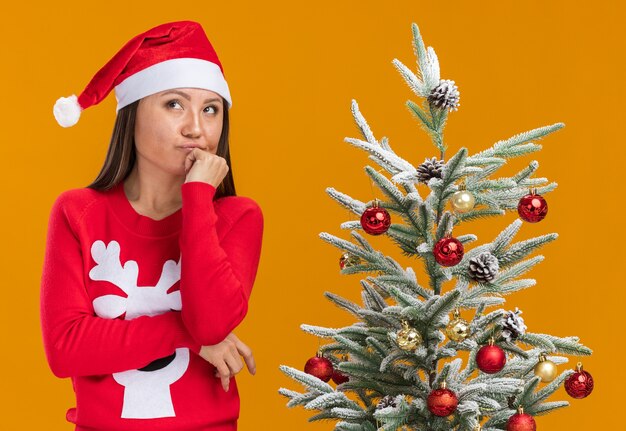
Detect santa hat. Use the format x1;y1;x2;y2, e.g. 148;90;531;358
53;20;232;127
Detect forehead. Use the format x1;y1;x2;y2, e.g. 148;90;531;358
157;88;222;101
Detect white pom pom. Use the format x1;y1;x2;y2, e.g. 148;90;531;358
53;95;82;127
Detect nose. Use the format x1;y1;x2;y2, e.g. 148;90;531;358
181;110;202;139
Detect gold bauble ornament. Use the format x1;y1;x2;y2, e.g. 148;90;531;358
445;308;470;342
339;252;361;270
396;320;422;351
451;189;476;213
534;353;558;382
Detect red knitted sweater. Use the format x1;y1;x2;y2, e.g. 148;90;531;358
40;181;263;431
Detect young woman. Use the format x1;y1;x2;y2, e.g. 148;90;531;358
40;21;263;431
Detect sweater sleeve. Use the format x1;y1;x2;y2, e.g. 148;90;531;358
40;193;202;379
178;182;264;346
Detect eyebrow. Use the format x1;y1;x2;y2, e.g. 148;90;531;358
160;90;222;104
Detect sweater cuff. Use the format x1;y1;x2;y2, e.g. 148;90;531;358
181;181;219;236
181;181;217;201
169;312;202;354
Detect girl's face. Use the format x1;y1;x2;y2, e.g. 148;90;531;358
134;87;224;176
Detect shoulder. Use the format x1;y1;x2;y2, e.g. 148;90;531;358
214;195;263;227
49;186;107;222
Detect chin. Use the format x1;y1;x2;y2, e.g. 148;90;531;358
161;163;186;177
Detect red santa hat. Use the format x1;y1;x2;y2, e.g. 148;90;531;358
53;20;232;127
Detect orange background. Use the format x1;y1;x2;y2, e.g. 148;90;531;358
1;1;623;429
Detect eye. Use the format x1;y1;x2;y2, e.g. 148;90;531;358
204;105;219;114
166;99;183;109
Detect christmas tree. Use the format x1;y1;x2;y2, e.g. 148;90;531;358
278;23;593;431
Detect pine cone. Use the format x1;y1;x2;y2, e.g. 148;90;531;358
468;252;499;282
416;157;444;184
502;308;527;343
428;79;460;111
376;395;397;410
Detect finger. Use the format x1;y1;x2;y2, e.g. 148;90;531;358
187;149;218;171
220;374;230;392
235;340;256;375
243;351;256;375
224;350;244;375
214;368;233;379
214;361;231;384
215;360;230;375
192;147;212;159
184;150;196;172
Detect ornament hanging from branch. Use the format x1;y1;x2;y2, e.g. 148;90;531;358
304;351;333;382
427;381;459;417
360;199;391;235
395;320;423;351
451;183;475;213
565;362;594;399
434;234;464;267
533;353;558;383
339;252;361;270
506;406;536;431
331;355;349;385
445;308;470;342
518;188;548;223
476;338;506;374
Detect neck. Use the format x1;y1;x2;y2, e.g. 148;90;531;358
123;162;184;215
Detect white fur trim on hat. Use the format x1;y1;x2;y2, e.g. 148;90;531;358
114;58;232;112
53;95;82;127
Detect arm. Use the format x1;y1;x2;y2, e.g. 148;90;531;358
178;182;264;345
40;193;201;379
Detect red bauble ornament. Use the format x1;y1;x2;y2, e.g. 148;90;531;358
506;406;536;431
331;369;349;384
565;362;594;399
476;339;506;374
427;382;458;417
304;353;334;382
517;189;548;223
433;235;464;266
360;200;391;235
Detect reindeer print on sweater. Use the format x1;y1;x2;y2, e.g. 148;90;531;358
89;239;189;419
